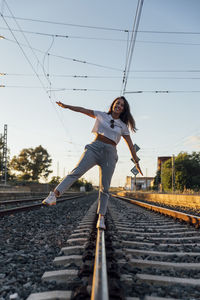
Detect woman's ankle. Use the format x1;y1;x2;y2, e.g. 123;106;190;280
54;189;60;197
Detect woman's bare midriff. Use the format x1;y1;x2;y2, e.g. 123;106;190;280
95;134;116;146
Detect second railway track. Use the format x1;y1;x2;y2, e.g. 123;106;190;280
0;192;85;216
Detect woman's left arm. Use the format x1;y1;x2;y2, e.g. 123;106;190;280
123;135;143;176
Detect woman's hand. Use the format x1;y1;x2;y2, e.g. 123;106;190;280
136;162;143;176
122;135;144;176
55;102;95;117
56;101;67;108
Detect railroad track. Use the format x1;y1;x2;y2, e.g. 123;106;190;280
107;195;200;299
3;193;200;299
0;192;84;216
27;198;99;300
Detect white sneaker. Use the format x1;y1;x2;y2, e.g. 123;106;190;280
96;214;106;230
42;192;57;206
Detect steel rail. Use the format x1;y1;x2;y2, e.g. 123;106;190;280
0;197;46;205
115;194;200;228
91;228;109;300
0;192;81;206
0;194;85;216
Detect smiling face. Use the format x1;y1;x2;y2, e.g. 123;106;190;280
112;98;125;115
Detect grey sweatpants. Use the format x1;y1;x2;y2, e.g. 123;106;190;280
56;140;118;215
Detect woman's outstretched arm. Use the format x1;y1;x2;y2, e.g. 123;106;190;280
123;135;143;176
56;101;95;118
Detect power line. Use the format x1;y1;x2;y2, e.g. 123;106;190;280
129;70;200;73
121;0;144;95
3;71;200;77
4;15;200;35
3;72;200;80
1;1;74;146
2;26;200;46
0;85;120;91
3;14;129;32
125;90;200;94
2;85;200;94
5;37;122;72
0;25;126;41
138;40;200;47
0;13;49;91
1;1;52;89
5;36;200;74
138;30;200;35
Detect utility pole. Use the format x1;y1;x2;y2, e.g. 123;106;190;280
146;168;148;190
57;161;59;177
134;175;136;192
172;154;175;193
1;125;8;185
160;163;163;192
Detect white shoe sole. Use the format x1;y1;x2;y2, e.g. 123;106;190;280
42;200;56;206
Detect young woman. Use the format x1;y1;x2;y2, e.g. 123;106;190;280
42;96;143;229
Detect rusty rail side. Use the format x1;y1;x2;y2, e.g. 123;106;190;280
114;195;200;227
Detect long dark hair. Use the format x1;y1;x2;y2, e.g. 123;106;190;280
108;96;136;132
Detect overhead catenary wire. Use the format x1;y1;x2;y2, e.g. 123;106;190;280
0;1;75;146
0;13;49;92
4;14;200;35
1;4;199;182
2;85;200;94
0;25;127;40
2;26;200;46
125;90;200;94
4;72;200;80
2;14;129;32
5;36;200;74
1;1;53;96
121;0;144;95
5;36;122;72
2;23;200;94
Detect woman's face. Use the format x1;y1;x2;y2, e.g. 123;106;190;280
112;98;125;115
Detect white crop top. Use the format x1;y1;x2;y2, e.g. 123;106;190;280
92;110;130;144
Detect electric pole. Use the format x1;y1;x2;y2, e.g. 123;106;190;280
172;154;175;193
1;125;8;185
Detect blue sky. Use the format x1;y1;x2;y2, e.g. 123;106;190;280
1;0;200;186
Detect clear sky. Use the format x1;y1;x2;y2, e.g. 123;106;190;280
1;0;200;187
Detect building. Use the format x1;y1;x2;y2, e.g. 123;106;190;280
157;156;171;171
125;176;154;191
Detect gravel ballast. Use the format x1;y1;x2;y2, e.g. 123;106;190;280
108;197;200;300
0;193;97;300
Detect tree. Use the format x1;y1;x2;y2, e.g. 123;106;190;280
49;176;61;189
48;176;93;191
71;178;84;190
71;178;93;191
10;145;52;181
153;169;161;190
161;152;200;192
84;181;93;191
